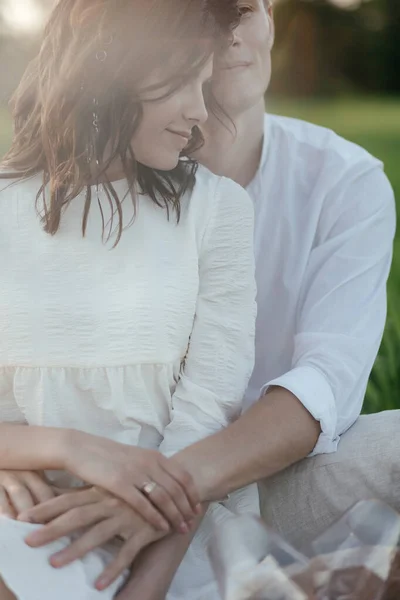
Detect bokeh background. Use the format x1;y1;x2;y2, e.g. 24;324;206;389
0;0;399;412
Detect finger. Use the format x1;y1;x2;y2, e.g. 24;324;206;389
51;484;93;496
3;476;36;514
18;488;97;524
49;518;120;567
51;486;74;496
105;478;170;533
23;472;56;504
24;504;107;547
147;472;191;532
0;486;16;519
153;468;195;523
95;530;154;591
159;457;201;513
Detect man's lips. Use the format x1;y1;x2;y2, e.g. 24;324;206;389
219;62;251;70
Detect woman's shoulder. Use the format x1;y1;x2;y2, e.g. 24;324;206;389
0;172;42;199
192;164;253;217
188;165;254;251
0;174;43;236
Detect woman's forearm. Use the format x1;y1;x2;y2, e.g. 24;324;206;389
117;514;204;600
0;424;70;471
174;387;321;503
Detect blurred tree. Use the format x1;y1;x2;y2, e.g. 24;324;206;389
375;0;400;93
0;0;398;101
271;0;400;97
271;0;361;96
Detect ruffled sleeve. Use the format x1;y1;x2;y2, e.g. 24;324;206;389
159;176;256;457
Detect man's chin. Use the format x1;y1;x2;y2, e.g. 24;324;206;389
212;84;259;113
214;95;264;120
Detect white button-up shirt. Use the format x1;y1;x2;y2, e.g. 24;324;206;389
244;114;396;455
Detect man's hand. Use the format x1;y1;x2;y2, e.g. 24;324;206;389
0;470;55;518
18;486;166;591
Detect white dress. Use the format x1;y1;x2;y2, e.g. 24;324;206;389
0;167;259;600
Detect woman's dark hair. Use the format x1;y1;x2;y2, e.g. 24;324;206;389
0;0;239;243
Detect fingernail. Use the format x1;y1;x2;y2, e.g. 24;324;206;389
18;513;34;523
180;522;189;534
24;532;39;545
96;577;109;591
49;555;63;568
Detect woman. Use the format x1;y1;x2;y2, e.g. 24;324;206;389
0;1;259;599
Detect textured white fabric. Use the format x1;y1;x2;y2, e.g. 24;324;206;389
0;517;127;599
245;114;396;455
0;166;259;599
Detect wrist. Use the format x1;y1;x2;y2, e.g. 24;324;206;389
58;428;85;470
173;449;221;504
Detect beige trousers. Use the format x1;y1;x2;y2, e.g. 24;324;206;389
259;410;400;551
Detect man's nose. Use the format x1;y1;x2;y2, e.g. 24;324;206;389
229;27;242;47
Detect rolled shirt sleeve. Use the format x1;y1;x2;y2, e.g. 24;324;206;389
159;177;257;457
262;164;396;455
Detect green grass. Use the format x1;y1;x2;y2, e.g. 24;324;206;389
270;96;400;413
1;97;400;412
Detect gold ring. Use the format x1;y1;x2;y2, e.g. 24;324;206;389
142;481;157;496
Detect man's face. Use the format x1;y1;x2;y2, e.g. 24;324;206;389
212;0;274;118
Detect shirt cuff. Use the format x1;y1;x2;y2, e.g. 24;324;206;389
260;365;340;456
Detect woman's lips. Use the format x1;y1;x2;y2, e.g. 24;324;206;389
166;129;192;146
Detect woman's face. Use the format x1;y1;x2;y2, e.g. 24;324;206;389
131;57;213;171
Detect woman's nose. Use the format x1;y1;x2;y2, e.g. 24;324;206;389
183;84;209;126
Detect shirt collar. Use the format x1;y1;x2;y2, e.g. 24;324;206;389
259;113;271;171
246;113;271;193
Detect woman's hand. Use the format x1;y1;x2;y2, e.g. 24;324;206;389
61;431;201;533
19;486;166;591
0;470;55;519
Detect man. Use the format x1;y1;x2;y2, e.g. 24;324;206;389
117;0;397;596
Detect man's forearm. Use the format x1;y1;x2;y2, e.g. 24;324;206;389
175;386;321;503
116;388;320;600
